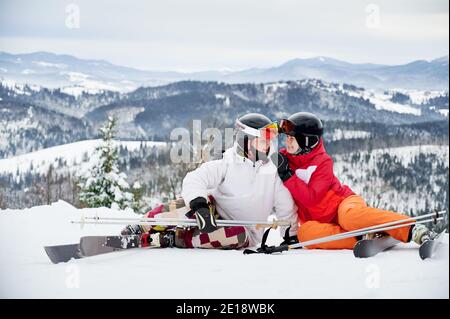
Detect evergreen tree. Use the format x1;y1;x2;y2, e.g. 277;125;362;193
130;181;146;214
78;117;134;210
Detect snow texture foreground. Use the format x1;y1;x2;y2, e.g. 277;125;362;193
0;201;448;298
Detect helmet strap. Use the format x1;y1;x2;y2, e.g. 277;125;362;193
249;143;270;163
244;135;249;159
294;135;320;155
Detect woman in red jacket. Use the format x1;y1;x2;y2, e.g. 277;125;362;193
273;112;434;249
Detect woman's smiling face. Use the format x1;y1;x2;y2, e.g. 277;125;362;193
285;135;300;154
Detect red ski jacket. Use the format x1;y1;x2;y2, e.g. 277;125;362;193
280;140;354;224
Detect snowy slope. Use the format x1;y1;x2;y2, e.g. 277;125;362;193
0;201;448;298
338;86;423;116
333;145;449;214
0;139;167;175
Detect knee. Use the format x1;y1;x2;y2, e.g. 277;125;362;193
216;226;249;249
297;221;322;242
233;226;249;248
337;196;366;229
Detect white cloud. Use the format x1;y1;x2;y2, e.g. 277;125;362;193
0;0;448;70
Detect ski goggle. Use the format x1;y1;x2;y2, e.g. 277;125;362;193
259;122;279;141
235;120;279;141
278;119;297;136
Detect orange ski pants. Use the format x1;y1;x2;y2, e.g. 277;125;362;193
297;195;413;249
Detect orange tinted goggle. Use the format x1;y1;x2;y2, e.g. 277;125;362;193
278;119;297;136
258;122;280;141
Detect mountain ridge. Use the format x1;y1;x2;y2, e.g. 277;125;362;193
1;51;448;91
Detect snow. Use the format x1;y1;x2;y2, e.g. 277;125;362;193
264;82;288;92
0;201;448;298
0;79;41;94
32;61;67;69
364;91;422;116
393;89;447;105
333;145;449;214
0;79;28;95
437;109;449;117
59;86;92;98
133;181;141;189
0;139;167;175
58;72;126;95
363;145;448;166
336;85;426;116
264;82;288;103
215;94;231;107
329;129;371;141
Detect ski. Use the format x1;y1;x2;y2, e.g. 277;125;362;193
80;234;152;255
419;230;446;260
353;235;400;258
245;212;446;255
93;234;147;250
44;235;149;264
79;236;124;257
44;243;83;264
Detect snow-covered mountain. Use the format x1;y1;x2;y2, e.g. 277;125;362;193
1;78;447;159
0;51;177;93
1;51;448;91
225;56;449;91
0;200;448;298
0;139;167;176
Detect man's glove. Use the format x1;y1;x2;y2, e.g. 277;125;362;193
280;226;299;246
280;235;299;246
270;152;294;182
190;197;218;233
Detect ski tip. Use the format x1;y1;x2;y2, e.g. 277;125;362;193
419;240;434;260
419;230;446;260
44;246;69;264
44;244;81;264
353;240;370;258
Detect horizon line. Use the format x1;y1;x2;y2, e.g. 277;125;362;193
0;49;448;74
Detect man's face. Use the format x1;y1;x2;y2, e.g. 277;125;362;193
285;135;300;154
250;136;271;154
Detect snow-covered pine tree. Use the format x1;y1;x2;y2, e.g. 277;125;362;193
78;116;134;211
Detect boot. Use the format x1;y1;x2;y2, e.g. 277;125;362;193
150;230;176;248
411;224;436;245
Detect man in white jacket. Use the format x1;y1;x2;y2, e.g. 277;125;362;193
180;113;299;248
122;113;299;249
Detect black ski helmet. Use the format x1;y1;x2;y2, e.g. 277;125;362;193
235;113;273;161
282;112;323;155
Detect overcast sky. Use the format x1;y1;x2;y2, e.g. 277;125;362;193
0;0;448;71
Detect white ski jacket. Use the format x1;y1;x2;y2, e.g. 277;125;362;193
181;143;299;246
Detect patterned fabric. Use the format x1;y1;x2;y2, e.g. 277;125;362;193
144;197;249;250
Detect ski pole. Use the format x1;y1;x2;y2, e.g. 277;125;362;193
71;219;290;229
81;216;292;227
287;217;445;251
292;210;447;244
